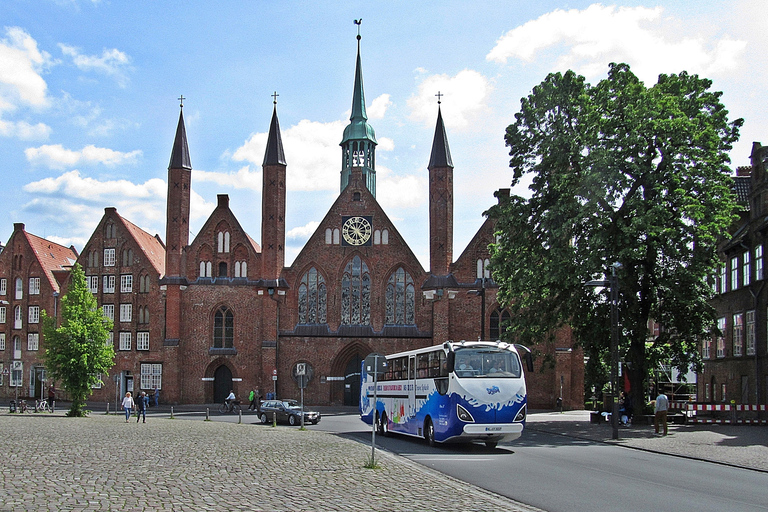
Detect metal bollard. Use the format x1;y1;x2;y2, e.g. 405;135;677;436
106;402;110;415
238;409;242;424
170;406;174;419
206;408;210;421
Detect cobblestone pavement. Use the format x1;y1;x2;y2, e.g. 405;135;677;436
0;411;540;512
526;410;768;472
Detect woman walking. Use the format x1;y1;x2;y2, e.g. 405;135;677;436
121;392;134;422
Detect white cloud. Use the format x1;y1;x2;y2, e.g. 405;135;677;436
25;144;142;169
0;119;51;140
407;69;490;128
486;4;747;83
0;27;50;112
286;221;320;240
193;166;261;191
367;93;392;119
24;170;164;200
59;43;132;87
376;168;427;210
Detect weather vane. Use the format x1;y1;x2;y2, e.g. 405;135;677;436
435;91;443;105
272;91;279;105
178;95;185;108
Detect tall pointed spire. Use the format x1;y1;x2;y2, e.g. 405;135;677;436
168;100;192;170
428;104;453;170
263;96;286;166
340;20;377;196
262;95;287;279
428;98;454;276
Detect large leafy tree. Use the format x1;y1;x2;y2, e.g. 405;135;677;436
488;63;742;409
42;263;114;417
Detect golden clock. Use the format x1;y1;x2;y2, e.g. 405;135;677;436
342;216;372;246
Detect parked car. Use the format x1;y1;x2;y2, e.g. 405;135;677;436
258;400;321;425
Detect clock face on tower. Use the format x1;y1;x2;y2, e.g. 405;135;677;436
341;216;373;246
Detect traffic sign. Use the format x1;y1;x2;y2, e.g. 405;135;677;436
364;353;387;375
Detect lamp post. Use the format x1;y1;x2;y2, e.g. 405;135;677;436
586;262;621;440
468;278;487;341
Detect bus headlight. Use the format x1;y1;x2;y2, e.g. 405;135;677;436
457;404;475;423
514;405;526;422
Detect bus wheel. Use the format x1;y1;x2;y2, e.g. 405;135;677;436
424;418;435;447
485;441;498;449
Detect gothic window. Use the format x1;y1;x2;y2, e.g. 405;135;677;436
217;231;230;253
385;267;415;324
489;309;511;340
477;258;491;279
234;261;247;278
381;229;388;245
298;267;327;324
122;248;133;267
325;228;332;245
333;229;340;245
199;261;212;278
105;223;116;239
214;306;234;348
341;255;370;325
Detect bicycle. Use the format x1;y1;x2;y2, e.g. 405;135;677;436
218;400;241;414
17;400;28;413
35;399;51;413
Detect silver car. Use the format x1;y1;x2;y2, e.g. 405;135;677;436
258;400;321;426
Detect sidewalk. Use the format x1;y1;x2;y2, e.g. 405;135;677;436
526;409;768;472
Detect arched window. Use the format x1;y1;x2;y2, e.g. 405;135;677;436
341;256;370;325
122;248;133;267
15;277;22;299
489;309;511;340
381;229;389;245
298;267;327;324
217;231;230;253
234;261;247;278
385;267;415;324
213;306;234;348
199;261;212;278
218;262;228;278
325;228;332;244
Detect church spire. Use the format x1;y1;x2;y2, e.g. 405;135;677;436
168;97;192;170
340;20;377;196
262;94;287;279
263;93;286;166
428;101;453;170
428;97;454;276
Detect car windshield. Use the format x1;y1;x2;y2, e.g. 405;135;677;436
453;348;522;378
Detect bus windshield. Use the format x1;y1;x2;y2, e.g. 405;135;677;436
453;347;522;378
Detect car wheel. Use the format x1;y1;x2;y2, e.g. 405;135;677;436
289;415;298;426
424;417;435;447
260;413;269;424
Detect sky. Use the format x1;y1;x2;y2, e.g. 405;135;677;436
0;0;765;270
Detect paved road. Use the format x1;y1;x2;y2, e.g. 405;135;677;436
0;410;538;512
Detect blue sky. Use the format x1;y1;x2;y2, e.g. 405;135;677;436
0;1;764;269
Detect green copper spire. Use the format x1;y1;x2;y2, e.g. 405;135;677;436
340;21;377;196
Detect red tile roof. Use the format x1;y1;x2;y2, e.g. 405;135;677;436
117;214;166;277
24;232;78;293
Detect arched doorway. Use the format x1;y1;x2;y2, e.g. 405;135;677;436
344;354;363;406
213;365;232;404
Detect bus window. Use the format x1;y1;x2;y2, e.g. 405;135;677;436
453;348;521;378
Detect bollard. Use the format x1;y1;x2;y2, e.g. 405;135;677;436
106;402;110;415
206;408;210;421
170;406;174;419
273;410;277;427
238;409;242;424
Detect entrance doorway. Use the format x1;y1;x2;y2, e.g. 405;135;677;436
213;365;233;404
344;354;363;406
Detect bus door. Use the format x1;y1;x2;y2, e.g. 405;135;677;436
408;355;416;419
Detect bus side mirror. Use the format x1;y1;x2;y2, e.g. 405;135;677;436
446;352;455;373
514;344;534;373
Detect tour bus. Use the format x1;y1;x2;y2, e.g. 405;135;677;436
360;340;533;448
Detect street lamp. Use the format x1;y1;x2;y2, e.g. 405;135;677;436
468;277;488;340
585;262;622;440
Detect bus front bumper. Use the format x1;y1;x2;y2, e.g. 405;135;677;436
461;422;524;442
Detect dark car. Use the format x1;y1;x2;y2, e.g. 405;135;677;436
258;400;321;426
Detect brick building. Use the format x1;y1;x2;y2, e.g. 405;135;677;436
702;143;768;406
0;35;582;409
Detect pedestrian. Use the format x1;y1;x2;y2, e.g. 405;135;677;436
137;391;148;423
654;390;669;436
121;392;134;422
154;387;159;408
248;389;257;411
47;384;56;410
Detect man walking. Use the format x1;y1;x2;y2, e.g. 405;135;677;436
137;391;149;423
654;390;669;436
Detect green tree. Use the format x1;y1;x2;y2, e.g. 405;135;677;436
488;63;742;410
42;263;114;417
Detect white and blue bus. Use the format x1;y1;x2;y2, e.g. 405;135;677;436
360;340;533;448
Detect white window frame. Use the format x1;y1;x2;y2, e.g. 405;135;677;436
756;245;764;281
716;317;726;358
119;304;132;323
28;306;40;324
747;310;756;356
103;248;116;267
29;277;40;295
137;331;149;351
103;275;115;294
120;274;133;293
14;305;22;329
102;304;114;322
0;278;6;295
743;251;751;287
720;264;727;294
10;360;22;387
731;256;739;290
702;337;711;359
140;363;162;390
0;333;5;351
733;313;743;357
92;373;103;389
87;275;98;294
15;277;22;299
119;332;131;351
0;306;5;324
27;333;39;351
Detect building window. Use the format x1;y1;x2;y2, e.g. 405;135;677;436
705;383;710;401
15;277;22;299
747;310;756;356
120;274;133;293
0;278;6;295
333;228;340;245
28;306;40;324
702;337;711;359
104;248;116;267
721;383;727;402
29;277;40;295
14;305;22;329
10;352;22;386
381;229;389;245
0;306;5;324
234;261;247;278
87;250;99;268
218;262;228;278
730;256;738;290
0;333;5;351
217;231;230;253
385;267;415;325
733;313;743;357
756;245;764;281
137;332;149;351
27;333;39;351
119;332;131;351
477;258;491;279
138;306;149;324
139;275;151;293
743;251;751;287
87;275;98;293
140;363;162;390
716;317;726;358
298;267;327;324
213;306;234;348
199;261;212;278
719;264;727;293
91;373;103;389
122;248;133;267
119;304;132;323
490;309;512;340
106;332;113;347
102;304;114;322
341;255;371;325
105;223;116;239
103;275;115;294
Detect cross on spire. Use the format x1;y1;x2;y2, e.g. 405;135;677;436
435;91;443;104
178;95;185;108
354;18;362;40
272;91;279;105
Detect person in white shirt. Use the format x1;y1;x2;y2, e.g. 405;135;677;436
225;390;236;412
654;391;669;436
121;392;134;423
